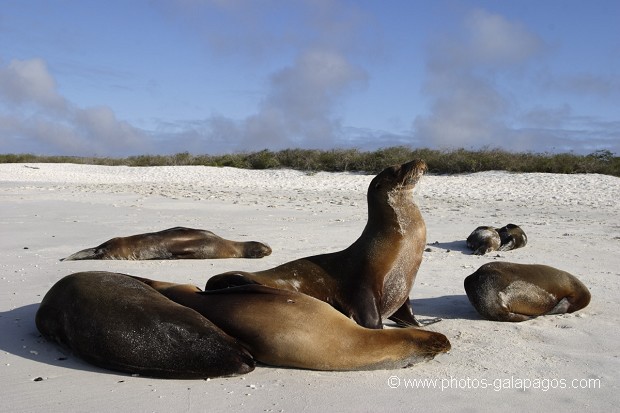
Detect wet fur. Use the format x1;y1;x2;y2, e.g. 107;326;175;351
35;272;255;378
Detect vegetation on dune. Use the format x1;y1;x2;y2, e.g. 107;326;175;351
0;147;618;176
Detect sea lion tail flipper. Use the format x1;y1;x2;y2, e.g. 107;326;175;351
504;313;534;322
388;300;442;328
388;300;421;327
60;248;100;261
413;317;443;326
545;298;571;315
389;314;442;327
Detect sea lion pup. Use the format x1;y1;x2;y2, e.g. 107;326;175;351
60;226;272;260
206;159;429;329
464;262;591;322
131;275;451;371
497;224;527;251
466;226;501;255
35;272;255;378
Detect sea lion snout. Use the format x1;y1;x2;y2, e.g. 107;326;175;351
396;159;427;187
243;242;272;258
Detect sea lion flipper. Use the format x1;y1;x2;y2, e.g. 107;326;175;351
546;297;571;315
415;317;443;326
350;293;383;329
388;300;421;327
498;236;515;251
387;299;442;327
60;248;101;261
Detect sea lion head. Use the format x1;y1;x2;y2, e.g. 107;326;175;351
370;159;427;194
242;241;273;258
366;159;427;234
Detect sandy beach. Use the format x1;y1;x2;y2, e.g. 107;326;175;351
1;163;618;412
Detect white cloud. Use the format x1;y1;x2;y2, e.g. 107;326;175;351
464;9;543;67
155;0;369;153
414;9;547;151
413;8;620;155
0;57;150;156
239;49;366;150
538;71;620;98
0;58;67;112
519;105;573;129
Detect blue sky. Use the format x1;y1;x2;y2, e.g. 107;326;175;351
1;0;618;156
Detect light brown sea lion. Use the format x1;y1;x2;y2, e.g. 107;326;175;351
463;262;591;322
35;272;255;378
60;226;272;260
205;160;429;329
131;275;451;371
466;226;501;255
497;224;527;251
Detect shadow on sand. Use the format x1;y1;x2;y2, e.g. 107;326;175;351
4;296;481;377
0;303;116;376
383;294;482;326
427;240;472;254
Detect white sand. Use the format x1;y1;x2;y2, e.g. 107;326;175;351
1;163;618;412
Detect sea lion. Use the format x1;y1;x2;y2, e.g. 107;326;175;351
35;272;255;378
205;159;429;329
466;226;501;255
463;262;591;322
497;224;527;251
131;275;451;371
60;226;272;260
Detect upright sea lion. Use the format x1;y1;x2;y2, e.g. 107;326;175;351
205;160;429;329
466;226;501;255
131;275;451;371
464;262;591;322
35;272;255;378
497;224;527;251
60;226;272;260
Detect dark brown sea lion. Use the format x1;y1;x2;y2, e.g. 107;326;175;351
35;272;255;378
60;226;272;260
497;224;527;251
464;262;591;322
466;226;501;255
205;160;429;329
131;275;451;371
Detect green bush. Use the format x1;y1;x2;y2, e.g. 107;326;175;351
1;147;617;176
